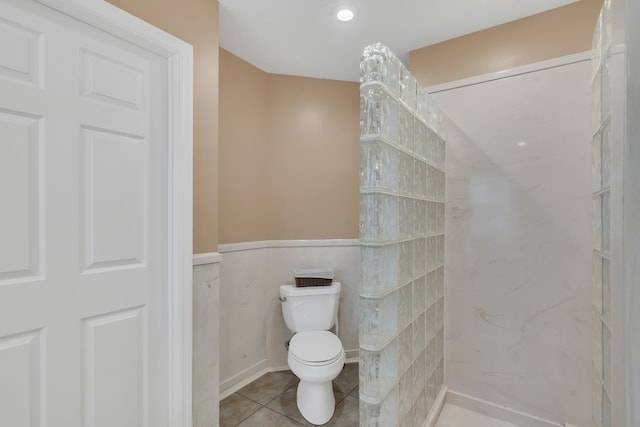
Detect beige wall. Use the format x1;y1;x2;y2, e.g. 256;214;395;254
410;0;603;86
219;49;270;243
219;50;360;244
106;0;219;253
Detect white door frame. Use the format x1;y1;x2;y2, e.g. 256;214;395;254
32;0;194;426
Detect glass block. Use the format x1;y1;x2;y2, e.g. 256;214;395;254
425;269;437;308
414;119;428;161
412;383;427;427
425;165;439;200
360;386;399;427
399;368;413;421
426;236;438;272
601;2;613;52
602;57;612;118
425;338;436;376
426;304;436;342
399;64;417;111
414;160;427;198
399;197;414;240
360;192;399;243
592;70;602;133
602;123;611;189
427;99;444;136
592;194;602;252
603;257;611;323
425;128;438;166
399;151;414;195
413;199;426;237
435;297;444;330
435;328;444;358
435;235;445;267
416;87;429;123
593;311;603;377
592;132;602;192
361;43;400;95
435;137;446;169
593;365;603;426
436;170;445;201
360;341;398;402
360;292;398;349
398;282;413;331
603;325;611;391
436;358;444;387
413;239;426;278
592;12;602;76
436;203;445;234
435;266;444;299
603;388;611;427
412;275;427;317
425;371;436;414
593;252;603;313
398;324;413;376
361;138;399;191
361;244;398;296
399;241;414;286
603;191;610;254
426;201;438;236
361;85;398;141
398;105;414;153
413;313;426;358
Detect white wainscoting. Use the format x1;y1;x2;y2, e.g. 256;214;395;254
218;239;359;398
193;253;222;427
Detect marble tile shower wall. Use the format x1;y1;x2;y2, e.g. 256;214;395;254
359;44;446;427
592;2;613;427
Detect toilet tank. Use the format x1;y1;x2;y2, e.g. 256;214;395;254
280;282;341;333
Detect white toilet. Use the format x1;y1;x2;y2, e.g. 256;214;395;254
280;282;345;425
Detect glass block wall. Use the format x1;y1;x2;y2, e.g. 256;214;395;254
592;1;613;426
359;44;446;427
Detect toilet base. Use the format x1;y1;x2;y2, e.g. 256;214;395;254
296;379;335;425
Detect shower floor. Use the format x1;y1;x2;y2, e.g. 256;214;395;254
435;404;518;427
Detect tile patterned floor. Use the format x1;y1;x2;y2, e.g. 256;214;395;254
220;362;359;427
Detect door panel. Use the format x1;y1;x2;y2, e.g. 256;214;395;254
0;1;169;426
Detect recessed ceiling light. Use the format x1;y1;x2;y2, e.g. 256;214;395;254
517;141;527;147
336;8;355;22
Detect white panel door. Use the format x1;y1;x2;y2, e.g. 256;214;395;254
0;1;169;426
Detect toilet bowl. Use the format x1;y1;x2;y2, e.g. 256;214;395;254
279;282;345;425
288;330;345;425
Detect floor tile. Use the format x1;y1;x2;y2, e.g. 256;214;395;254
333;362;359;396
237;370;298;405
348;385;359;399
325;395;360;426
219;393;262;427
236;407;304;427
434;404;518;427
267;383;347;426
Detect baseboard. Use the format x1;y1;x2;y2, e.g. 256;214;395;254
445;390;563;427
345;348;359;363
219;359;268;400
423;386;447;427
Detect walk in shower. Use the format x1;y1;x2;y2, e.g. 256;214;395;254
358;0;638;425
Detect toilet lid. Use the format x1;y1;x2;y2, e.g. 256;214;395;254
289;331;343;363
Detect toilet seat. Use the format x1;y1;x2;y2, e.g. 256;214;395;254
289;331;343;366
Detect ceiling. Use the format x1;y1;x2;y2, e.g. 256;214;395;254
219;0;577;82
